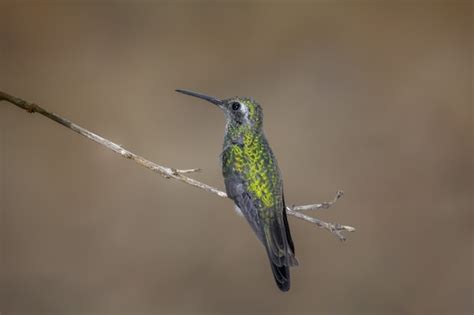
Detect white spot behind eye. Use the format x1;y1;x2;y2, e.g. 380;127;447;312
240;104;251;123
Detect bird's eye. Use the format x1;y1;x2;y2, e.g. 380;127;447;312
231;102;241;111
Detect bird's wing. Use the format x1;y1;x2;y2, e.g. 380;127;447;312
262;193;296;265
281;193;296;258
224;174;263;241
225;175;297;291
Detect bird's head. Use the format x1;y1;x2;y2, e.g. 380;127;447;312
176;89;263;130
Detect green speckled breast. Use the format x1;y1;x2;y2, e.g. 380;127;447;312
222;129;282;210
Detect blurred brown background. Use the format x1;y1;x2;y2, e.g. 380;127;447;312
0;1;472;315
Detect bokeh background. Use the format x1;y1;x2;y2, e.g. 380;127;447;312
0;1;472;315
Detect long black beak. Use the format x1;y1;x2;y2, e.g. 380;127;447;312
175;89;223;106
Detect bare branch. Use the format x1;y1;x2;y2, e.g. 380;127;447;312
291;190;344;211
174;168;202;174
286;209;355;241
0;90;355;240
0;91;227;198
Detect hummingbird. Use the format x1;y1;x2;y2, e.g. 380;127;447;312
176;89;298;291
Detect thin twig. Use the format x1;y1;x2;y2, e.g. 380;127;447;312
0;90;355;240
291;190;344;211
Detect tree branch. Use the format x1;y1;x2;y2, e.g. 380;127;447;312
0;90;355;241
291;190;344;211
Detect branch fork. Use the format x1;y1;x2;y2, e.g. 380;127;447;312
0;90;355;241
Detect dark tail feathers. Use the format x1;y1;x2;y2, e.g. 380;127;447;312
268;250;298;292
